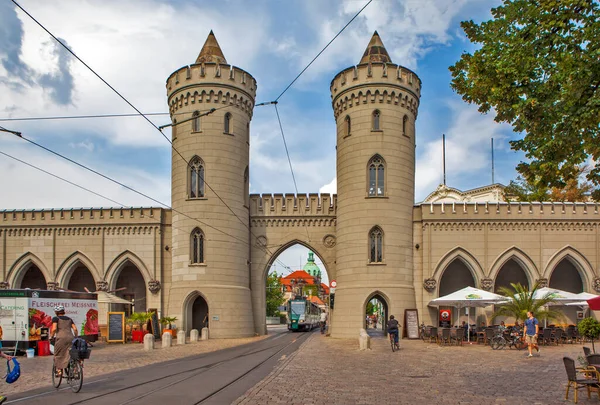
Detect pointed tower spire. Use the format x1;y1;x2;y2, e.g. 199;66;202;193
196;30;227;64
359;31;392;64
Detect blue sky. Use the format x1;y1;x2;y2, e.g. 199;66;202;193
0;0;524;279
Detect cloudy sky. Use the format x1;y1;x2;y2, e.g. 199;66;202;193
0;0;523;279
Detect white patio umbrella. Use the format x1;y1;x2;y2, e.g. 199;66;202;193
521;287;581;327
565;292;599;308
429;286;506;342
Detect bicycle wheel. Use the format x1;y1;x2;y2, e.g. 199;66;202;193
68;360;83;393
51;364;62;389
515;338;527;350
390;336;396;352
491;337;501;350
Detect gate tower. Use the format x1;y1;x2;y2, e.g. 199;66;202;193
166;31;256;338
330;32;421;337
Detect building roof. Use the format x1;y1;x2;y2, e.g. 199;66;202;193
309;296;325;306
359;31;392;64
302;251;321;277
196;30;227;64
421;183;506;204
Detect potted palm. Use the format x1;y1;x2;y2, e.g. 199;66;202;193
160;316;178;338
128;312;152;343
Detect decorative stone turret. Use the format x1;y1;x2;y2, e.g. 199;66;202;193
166;31;256;338
330;32;421;338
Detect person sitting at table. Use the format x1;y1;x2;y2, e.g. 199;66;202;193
478;321;486;332
498;321;507;332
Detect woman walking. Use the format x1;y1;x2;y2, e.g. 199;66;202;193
50;305;78;375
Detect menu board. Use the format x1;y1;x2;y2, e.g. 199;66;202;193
404;309;419;339
107;312;125;343
148;309;161;340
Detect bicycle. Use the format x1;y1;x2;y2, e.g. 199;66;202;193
506;332;527;350
490;331;507;350
389;330;400;352
52;343;90;393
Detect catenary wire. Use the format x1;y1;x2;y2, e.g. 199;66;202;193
10;0;253;242
273;0;373;102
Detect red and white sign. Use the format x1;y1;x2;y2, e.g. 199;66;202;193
330;280;337;288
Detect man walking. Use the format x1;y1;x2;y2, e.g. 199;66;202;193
524;311;540;358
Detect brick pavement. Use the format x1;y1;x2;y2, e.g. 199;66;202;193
1;335;266;396
235;334;597;405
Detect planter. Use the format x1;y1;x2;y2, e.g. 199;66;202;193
132;330;147;343
162;328;177;338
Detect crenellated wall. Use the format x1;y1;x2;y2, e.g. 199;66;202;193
249;193;336;217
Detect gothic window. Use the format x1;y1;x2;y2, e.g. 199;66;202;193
372;110;381;130
367;155;385;197
369;226;384;263
189;156;205;198
192;111;201;132
191;228;205;264
244;166;249;207
224;112;232;134
402;115;408;135
345;115;351;136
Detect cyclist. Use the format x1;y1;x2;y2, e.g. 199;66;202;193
50;305;78;376
320;310;327;334
387;315;400;348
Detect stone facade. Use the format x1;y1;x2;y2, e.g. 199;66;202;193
1;32;598;339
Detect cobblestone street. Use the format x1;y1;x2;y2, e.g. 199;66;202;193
2;335;266;396
236;334;594;405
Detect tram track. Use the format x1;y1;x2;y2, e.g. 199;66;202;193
8;329;310;405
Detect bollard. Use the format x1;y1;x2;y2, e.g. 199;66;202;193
190;329;199;342
162;332;172;348
358;328;371;350
143;333;155;351
201;327;209;340
177;330;186;345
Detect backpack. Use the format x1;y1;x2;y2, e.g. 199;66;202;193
5;358;20;384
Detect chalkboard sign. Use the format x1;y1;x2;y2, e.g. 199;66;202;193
107;312;125;343
404;309;419;339
148;309;161;340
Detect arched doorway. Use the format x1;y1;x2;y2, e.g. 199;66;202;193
67;264;95;292
494;259;529;293
364;293;388;337
439;258;476;327
192;295;209;330
113;262;146;316
550;258;583;293
19;264;47;289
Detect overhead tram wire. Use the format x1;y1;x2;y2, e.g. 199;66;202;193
0;113;169;122
10;0;253;245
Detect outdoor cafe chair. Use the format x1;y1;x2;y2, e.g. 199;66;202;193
440;328;452;346
587;354;600;371
452;328;464;346
428;327;438;344
563;357;600;404
484;328;495;345
541;328;553;346
552;329;564;345
565;328;575;344
584;347;592;357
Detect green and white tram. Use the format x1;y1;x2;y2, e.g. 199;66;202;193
287;297;320;331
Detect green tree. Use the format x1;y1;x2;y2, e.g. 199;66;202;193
578;317;600;353
366;302;375;315
266;272;285;317
449;0;600;199
303;284;319;298
492;282;563;323
504;166;593;202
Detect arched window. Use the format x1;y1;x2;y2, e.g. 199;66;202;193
402;115;408;135
224;112;232;134
345;115;351;136
372;110;381;130
368;155;385;197
192;111;201;132
189;156;205;198
369;226;384;263
191;228;205;264
244;166;249;207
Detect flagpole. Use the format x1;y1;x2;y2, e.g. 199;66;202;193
442;134;446;186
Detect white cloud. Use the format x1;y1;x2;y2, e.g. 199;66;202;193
319;177;337;194
415;101;512;200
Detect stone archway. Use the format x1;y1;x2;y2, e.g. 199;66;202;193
182;291;210;333
549;259;584;294
494;258;529;293
109;261;147;316
364;291;389;337
67;264;96;292
438;258;476;327
19;263;47;290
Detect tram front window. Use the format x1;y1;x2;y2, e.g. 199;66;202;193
291;301;305;316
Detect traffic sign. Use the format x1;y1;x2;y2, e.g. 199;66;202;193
330;280;337;288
